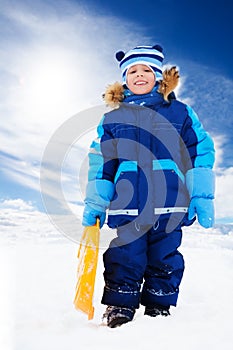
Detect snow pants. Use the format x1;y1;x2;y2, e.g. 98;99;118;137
101;219;184;309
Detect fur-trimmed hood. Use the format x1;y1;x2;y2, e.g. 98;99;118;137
103;66;179;108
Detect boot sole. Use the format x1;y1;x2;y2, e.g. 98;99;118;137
108;317;131;328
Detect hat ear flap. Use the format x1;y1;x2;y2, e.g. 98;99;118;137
115;51;125;62
152;44;163;53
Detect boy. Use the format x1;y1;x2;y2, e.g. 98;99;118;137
82;45;215;328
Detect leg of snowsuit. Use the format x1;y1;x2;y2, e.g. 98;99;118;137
101;222;148;308
101;220;184;309
141;219;184;308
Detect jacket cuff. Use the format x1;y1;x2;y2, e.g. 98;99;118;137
85;179;115;210
185;168;215;199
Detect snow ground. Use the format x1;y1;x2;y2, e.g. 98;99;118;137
1;210;233;350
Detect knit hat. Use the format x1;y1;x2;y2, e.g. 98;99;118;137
116;45;164;86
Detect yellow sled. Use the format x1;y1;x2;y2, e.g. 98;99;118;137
73;220;100;320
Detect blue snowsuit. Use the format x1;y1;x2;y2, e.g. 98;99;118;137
84;86;215;309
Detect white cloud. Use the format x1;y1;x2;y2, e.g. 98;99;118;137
0;198;63;241
215;166;233;220
0;198;35;211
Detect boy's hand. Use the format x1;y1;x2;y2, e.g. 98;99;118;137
158;66;179;101
188;197;214;228
82;204;106;228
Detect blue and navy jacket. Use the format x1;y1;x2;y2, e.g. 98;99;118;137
85;86;215;228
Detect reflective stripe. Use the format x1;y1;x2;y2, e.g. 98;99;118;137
154;207;188;214
108;207;188;216
152;159;185;183
108;209;139;216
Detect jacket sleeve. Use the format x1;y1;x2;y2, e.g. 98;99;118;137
84;115;116;212
181;105;215;200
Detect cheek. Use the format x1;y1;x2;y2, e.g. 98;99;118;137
150;74;156;84
126;75;133;87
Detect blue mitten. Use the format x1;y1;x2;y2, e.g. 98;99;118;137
82;179;115;228
186;167;215;229
188;197;214;228
82;203;106;228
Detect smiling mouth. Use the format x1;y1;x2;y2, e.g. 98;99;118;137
135;81;147;85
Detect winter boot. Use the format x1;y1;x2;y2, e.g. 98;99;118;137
103;306;135;328
144;304;170;317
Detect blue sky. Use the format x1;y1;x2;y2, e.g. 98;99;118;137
0;0;232;223
78;0;233;79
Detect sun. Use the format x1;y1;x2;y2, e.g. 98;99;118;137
20;48;76;120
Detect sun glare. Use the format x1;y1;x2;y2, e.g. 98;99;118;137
21;49;76;119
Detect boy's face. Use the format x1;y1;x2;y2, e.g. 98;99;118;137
126;64;155;95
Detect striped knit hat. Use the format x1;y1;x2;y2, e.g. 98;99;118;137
116;45;164;86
